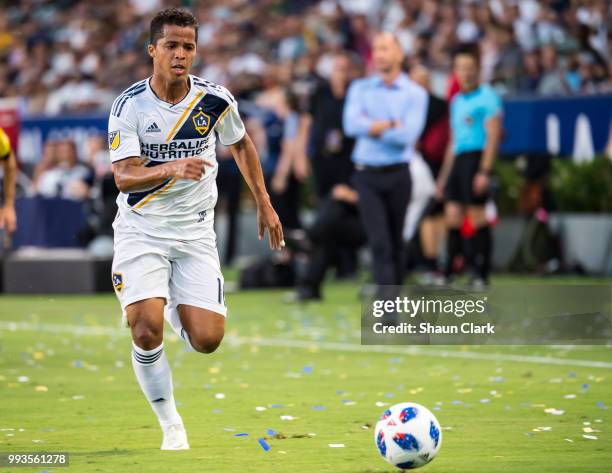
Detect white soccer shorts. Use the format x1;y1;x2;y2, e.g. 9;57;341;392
111;224;227;322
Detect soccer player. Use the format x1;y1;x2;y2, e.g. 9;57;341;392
436;44;503;288
108;9;283;450
0;127;17;236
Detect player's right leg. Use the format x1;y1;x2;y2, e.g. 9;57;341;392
112;224;188;450
126;299;189;450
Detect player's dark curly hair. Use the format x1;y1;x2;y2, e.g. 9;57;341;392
150;8;199;45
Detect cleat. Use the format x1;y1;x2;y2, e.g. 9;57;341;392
469;277;489;292
161;423;190;450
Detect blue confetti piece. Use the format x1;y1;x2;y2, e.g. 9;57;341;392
433;406;441;411
258;437;271;451
303;366;313;374
336;389;345;395
452;400;462;405
596;401;608;409
312;405;326;411
490;376;505;383
384;392;395;398
568;371;576;378
73;360;83;368
581;384;589;392
270;404;284;408
266;428;276;436
234;433;249;437
341;399;354;404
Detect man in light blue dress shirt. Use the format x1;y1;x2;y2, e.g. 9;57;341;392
343;32;428;286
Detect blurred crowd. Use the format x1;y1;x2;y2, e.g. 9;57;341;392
0;0;610;117
1;0;610;278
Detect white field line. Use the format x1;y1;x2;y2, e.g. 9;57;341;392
1;320;611;369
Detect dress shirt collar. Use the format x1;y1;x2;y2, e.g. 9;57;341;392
373;72;409;89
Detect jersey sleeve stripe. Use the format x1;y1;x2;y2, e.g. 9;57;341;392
216;103;232;125
111;81;146;115
113;85;146;117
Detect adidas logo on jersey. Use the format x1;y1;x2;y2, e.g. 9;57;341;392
146;122;161;133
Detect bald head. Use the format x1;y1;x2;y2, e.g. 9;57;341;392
410;64;430;91
374;32;402;49
372;32;404;75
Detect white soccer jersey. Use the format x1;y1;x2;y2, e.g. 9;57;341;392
108;75;245;240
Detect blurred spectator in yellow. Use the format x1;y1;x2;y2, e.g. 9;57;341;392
0;127;17;235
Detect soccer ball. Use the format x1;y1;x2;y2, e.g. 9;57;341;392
374;402;442;470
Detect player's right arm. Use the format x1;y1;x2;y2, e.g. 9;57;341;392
108;97;211;193
112;157;212;193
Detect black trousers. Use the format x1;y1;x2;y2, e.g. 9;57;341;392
302;197;366;293
216;164;242;265
353;164;411;286
267;173;302;230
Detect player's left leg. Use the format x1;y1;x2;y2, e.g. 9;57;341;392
178;306;225;354
168;237;228;353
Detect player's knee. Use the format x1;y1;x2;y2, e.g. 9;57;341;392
190;329;224;354
131;322;163;350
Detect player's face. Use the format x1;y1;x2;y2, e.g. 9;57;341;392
454;54;480;92
372;35;403;74
149;24;197;82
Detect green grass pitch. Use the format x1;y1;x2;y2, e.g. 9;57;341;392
0;278;611;472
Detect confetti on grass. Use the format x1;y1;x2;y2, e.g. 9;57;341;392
544;408;565;416
582;435;598;440
329;444;345;448
582;427;601;433
234;433;249;437
532;426;552;432
258;438;271;451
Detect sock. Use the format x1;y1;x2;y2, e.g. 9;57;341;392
423;257;438;272
444;229;462;277
473;226;492;280
131;342;182;427
164;305;195;352
180;327;196;352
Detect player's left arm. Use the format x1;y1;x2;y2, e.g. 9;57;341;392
229;133;284;251
0;148;18;236
216;91;284;250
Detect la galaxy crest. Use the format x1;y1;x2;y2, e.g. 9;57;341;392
108;130;120;150
192;110;211;136
112;272;124;293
